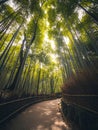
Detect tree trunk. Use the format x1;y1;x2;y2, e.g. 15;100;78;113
0;21;23;70
78;3;98;24
36;68;41;95
9;21;37;91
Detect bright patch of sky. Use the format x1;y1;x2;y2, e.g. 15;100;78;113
39;2;42;7
44;33;56;50
44;10;47;14
63;36;70;45
19;35;24;45
46;21;50;27
60;28;63;31
51;5;55;9
50;39;56;50
50;53;58;63
75;7;85;20
27;15;32;23
6;0;18;10
28;49;32;54
56;14;62;21
44;32;57;62
44;32;48;42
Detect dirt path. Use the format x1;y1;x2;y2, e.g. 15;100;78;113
0;99;71;130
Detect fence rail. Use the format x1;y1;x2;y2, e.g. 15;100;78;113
0;95;56;124
62;93;98;115
62;93;98;97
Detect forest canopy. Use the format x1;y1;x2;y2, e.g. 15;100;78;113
0;0;98;98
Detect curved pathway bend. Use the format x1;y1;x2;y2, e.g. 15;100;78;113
0;99;72;130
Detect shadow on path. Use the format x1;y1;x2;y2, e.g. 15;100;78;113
0;99;71;130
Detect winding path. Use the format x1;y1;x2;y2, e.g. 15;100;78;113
0;99;71;130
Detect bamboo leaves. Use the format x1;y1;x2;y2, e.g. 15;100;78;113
0;0;97;97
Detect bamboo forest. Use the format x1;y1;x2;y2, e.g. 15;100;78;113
0;0;98;98
0;0;98;129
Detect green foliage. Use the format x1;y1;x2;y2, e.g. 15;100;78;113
0;0;98;98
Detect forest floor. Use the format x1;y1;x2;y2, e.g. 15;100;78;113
0;99;72;130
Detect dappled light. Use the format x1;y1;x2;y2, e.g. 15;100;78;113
0;99;71;130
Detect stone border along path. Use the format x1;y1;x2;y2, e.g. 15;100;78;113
0;99;72;130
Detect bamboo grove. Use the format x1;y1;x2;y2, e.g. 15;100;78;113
0;0;98;98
